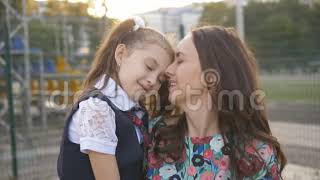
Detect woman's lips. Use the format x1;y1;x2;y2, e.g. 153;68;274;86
168;81;177;92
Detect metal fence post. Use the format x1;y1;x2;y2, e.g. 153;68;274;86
2;4;18;179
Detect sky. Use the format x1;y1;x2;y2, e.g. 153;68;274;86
103;0;224;20
34;0;225;19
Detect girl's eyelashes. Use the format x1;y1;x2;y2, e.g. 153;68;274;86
146;65;153;71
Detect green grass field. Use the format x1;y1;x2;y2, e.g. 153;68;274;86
261;76;320;104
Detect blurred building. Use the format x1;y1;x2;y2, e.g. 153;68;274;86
228;0;317;7
139;4;203;39
225;0;316;7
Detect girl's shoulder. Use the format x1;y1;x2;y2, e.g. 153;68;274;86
78;97;113;113
72;97;118;155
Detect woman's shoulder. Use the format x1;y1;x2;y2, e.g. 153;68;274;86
148;116;166;133
244;139;277;165
148;115;180;133
240;139;280;180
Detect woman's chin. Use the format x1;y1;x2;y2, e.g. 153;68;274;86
168;96;175;105
169;92;184;107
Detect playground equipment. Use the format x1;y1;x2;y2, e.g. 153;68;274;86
0;1;86;127
1;37;84;123
0;1;86;179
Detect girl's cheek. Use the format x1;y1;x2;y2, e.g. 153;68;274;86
154;83;161;91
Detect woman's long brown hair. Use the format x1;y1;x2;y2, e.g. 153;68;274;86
151;26;286;179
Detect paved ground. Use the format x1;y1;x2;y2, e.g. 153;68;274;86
268;102;320;180
282;164;320;180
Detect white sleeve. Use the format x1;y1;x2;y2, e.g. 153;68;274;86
76;97;118;155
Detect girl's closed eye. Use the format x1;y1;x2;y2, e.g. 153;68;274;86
145;59;157;72
146;65;153;71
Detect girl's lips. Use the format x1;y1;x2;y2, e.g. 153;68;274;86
138;82;151;92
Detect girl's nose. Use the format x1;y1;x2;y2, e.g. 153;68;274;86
146;73;158;88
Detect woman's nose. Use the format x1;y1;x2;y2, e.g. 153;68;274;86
165;63;175;78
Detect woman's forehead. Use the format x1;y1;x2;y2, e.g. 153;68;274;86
177;34;192;49
176;34;196;57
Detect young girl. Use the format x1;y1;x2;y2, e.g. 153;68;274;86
57;17;174;180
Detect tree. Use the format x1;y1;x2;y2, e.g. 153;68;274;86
44;0;89;17
199;2;235;27
199;0;320;71
245;0;316;71
27;1;113;57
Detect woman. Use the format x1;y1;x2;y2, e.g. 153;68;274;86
147;26;286;180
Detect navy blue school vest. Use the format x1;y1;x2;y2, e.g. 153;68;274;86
57;89;147;180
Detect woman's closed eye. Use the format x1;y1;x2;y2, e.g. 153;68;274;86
176;58;183;64
175;52;184;64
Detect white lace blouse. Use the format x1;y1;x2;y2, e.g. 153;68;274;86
68;75;144;155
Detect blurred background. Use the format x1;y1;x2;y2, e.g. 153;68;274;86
0;0;319;179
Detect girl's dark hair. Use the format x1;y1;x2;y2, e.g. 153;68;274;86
151;26;286;178
79;18;174;98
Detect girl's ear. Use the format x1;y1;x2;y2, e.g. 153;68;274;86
115;44;127;66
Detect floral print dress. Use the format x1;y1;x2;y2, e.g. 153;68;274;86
147;118;280;180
